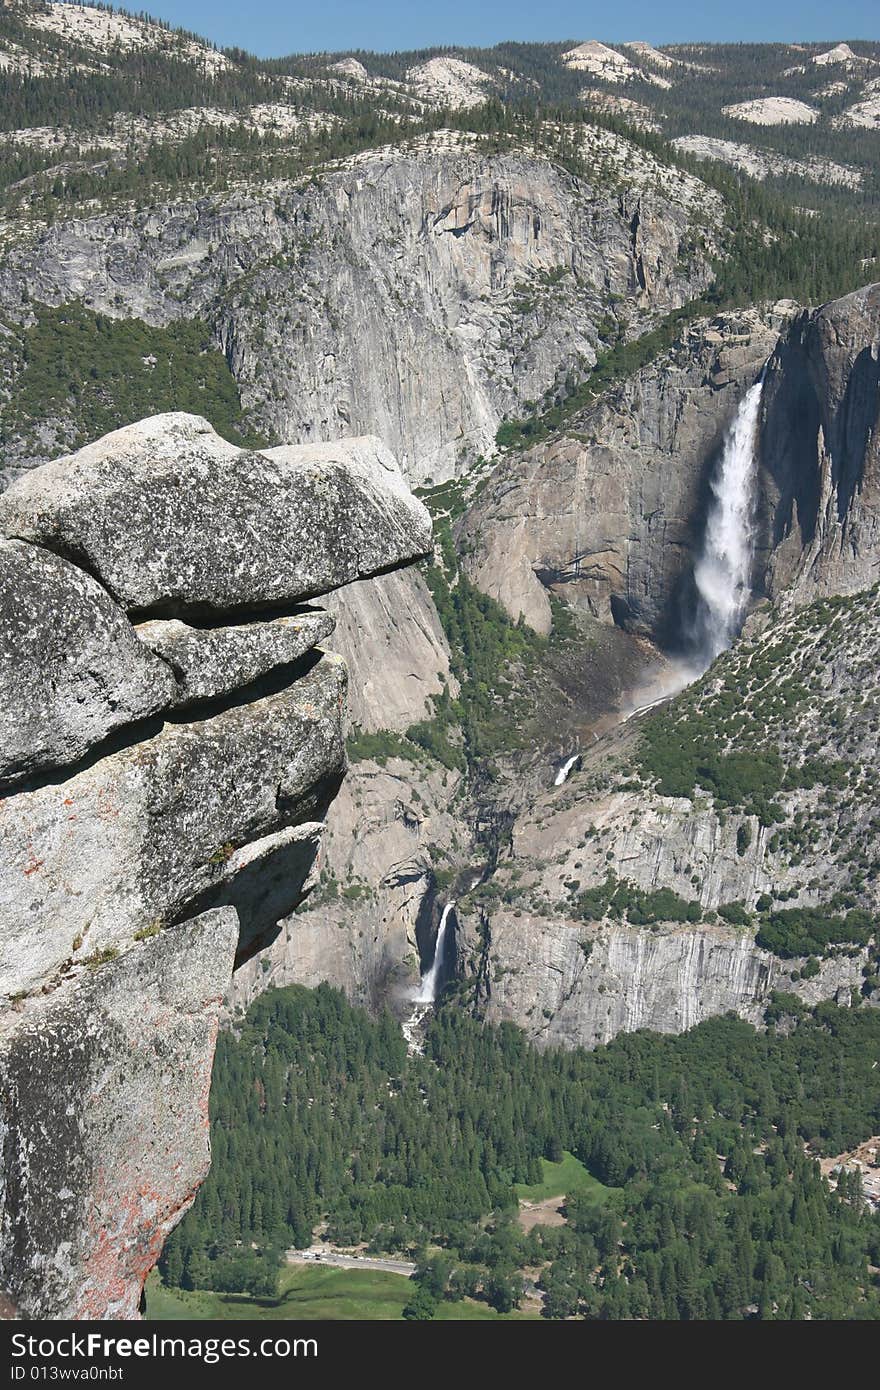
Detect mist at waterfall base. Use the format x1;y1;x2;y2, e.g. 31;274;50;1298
622;377;765;719
414;901;454;1004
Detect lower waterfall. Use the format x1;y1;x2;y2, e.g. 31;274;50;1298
415;901;454;1004
402;902;455;1056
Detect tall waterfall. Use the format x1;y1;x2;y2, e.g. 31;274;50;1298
415;902;454;1004
690;378;764;665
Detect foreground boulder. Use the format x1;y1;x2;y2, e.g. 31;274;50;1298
0;413;433;613
0;415;431;1320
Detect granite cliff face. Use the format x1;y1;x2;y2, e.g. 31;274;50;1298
319;568;457;733
0;132;721;487
4;132;879;1309
0;130;721;856
759;281;880;605
0;413;431;1319
467;912;862;1050
458;308;783;639
457;284;880;647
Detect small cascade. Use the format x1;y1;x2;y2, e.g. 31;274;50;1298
689;378;765;665
554;753;580;787
401;1003;430;1056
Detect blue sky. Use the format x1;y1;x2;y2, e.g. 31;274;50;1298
144;1;880;57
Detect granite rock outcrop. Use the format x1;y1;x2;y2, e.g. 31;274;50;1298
0;412;431;1319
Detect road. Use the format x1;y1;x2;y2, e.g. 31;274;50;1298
286;1248;416;1276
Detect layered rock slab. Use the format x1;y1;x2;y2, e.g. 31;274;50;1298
0;538;175;786
0;649;347;1002
0;413;433;612
135;607;335;707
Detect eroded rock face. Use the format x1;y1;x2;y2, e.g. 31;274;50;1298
0;414;432;612
453;719;870;1052
760;281;880;604
454;564;880;1051
0;414;430;1319
0;538;175;786
0;910;238;1321
228;286;880;1062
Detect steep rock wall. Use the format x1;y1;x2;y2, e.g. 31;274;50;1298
320;568;456;732
0;133;722;885
0;134;722;487
467;910;862;1050
456;718;870;1051
760;281;880;604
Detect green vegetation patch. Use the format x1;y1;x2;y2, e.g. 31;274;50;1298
514;1151;613;1205
639;710;787;823
575;874;703;926
147;1265;413;1322
147;1265;531;1321
398;519;583;777
756;906;874;959
1;302;266;454
345;728;430;767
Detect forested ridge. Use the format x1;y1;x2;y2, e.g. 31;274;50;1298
2;13;878;479
161;984;880;1319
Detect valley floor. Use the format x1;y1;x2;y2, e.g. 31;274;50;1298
145;1268;538;1321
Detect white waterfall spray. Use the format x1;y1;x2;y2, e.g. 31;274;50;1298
690;378;764;665
554;753;580;787
414;902;454;1004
